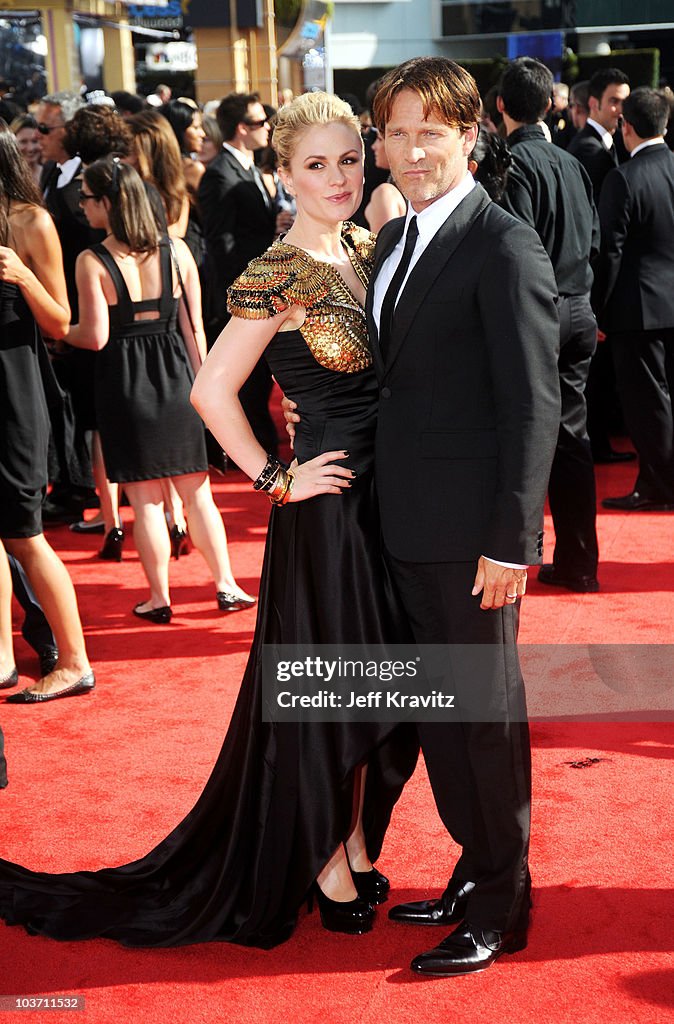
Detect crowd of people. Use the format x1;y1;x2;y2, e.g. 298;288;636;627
0;55;672;978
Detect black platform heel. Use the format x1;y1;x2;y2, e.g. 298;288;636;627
98;527;125;562
349;865;390;905
310;884;375;934
170;525;190;560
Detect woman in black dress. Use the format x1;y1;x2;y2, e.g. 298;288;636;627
0;123;94;703
63;156;252;620
0;95;417;945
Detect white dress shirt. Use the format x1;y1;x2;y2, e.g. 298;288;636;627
586;117;614;151
56;156;82;188
372;171;526;572
630;137;666;158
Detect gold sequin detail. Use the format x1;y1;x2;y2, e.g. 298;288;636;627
227;222;375;373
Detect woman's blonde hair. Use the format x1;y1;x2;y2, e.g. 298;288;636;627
272;91;362;169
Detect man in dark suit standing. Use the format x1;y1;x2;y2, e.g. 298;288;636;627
35;91;100;522
568;68;630;199
199;93;285;455
368;58;560;976
497;57;600;593
594;88;674;511
568;68;633;465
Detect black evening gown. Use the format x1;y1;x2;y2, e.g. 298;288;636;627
0;229;419;949
0;282;50;539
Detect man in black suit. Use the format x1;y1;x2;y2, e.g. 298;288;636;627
593;88;674;511
568;68;630;199
198;93;284;455
568;68;633;465
368;58;560;976
35;91;101;522
497;57;600;593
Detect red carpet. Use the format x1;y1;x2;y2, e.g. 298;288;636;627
1;448;673;1024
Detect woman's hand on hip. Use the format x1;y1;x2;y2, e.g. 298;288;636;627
289;451;354;502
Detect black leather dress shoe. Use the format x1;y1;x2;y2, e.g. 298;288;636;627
411;922;527;977
6;672;95;704
602;491;674;512
0;667;18;690
592;448;636;464
537;564;600;593
350;865;390;904
388;879;475;926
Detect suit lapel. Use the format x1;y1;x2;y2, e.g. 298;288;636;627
383;185;491;372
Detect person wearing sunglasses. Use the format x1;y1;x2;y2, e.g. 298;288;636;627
198;93;285;461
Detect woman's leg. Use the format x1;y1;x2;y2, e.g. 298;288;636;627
124;480;171;610
0;541;15;678
160;479;187;533
3;533;91;694
345;765;374;872
92;432;121;533
317;845;359;902
171;473;253;598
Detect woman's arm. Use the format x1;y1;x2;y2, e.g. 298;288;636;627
64;251;111;350
173;236;207;373
191;314;353;501
168;196;190;239
0;207;70;339
365;183;407;234
184;158;206;194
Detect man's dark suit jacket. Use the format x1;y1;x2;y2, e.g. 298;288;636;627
366;184;561;566
197;148;276;326
593;143;674;334
502;124;599;294
568;122;619;200
41;160;102;318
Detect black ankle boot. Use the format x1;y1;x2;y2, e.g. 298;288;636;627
99;527;124;562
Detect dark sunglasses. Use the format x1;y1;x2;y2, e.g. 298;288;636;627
79;191;100;204
37;122;65;135
243;118;268;129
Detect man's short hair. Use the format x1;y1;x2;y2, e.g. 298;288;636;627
372;57;480;134
499;57;553;124
588;68;630;102
216;92;261;141
570;80;590;113
622;87;670;139
40;90;85;123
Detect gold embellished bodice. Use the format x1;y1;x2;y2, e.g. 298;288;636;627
227;221;375;374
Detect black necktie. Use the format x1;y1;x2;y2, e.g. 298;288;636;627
378;216;418;361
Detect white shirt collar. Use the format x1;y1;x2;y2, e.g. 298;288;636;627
56;156;81;188
405;171;476;246
630;137;666;158
586;118;614;150
223;142;254;170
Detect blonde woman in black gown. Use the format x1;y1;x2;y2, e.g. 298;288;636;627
0;95;417;946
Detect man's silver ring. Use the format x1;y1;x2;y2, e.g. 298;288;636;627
506;593;517;600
